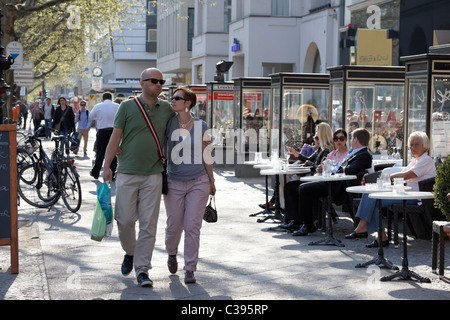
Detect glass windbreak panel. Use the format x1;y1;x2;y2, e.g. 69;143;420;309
192;93;207;122
270;87;281;156
281;87;329;155
431;76;450;159
234;89;241;129
240;89;270;154
331;84;343;131
211;91;234;145
346;84;405;159
406;78;428;163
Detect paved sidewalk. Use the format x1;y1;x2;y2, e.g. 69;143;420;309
1;130;450;302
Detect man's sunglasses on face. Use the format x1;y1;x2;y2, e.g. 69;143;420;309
142;78;166;85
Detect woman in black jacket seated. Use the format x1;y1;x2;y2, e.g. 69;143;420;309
281;122;335;231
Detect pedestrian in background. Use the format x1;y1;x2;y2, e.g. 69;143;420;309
31;100;44;134
19;98;29;130
164;87;215;284
52;96;76;156
42;97;55;138
75;100;91;157
89;92;119;179
102;68;174;287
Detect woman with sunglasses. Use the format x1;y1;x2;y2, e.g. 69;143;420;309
316;128;349;174
346;131;436;246
163;87;215;284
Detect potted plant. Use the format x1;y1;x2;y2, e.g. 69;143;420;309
434;155;450;221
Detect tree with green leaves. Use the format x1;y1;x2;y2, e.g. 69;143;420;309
1;0;145;118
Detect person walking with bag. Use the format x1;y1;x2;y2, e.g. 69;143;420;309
164;87;215;284
52;96;75;156
102;68;174;287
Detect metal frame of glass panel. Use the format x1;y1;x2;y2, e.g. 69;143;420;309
269;73;330;157
187;84;207;122
206;81;235;167
233;77;271;177
328;66;405;162
401;53;450;164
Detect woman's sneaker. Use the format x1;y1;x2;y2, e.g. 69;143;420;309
137;273;153;287
184;270;196;284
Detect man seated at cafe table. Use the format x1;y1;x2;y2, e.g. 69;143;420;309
346;131;436;248
292;128;373;236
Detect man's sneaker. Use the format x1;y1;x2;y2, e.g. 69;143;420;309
137;273;153;287
167;255;178;274
121;254;133;276
184;270;196;284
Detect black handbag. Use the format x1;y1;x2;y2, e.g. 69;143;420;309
203;195;217;223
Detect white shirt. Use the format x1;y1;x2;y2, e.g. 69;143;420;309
403;153;436;191
89;99;119;129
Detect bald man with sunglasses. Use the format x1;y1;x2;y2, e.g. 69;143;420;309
103;68;175;287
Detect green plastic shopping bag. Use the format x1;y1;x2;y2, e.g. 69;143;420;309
90;182;113;241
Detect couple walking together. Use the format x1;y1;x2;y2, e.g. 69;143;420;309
103;68;215;286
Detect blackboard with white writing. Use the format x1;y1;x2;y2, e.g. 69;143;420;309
0;130;11;239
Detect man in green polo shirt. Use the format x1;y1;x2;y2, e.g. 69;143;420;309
102;68;174;287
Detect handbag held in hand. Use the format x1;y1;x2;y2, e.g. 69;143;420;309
203;195;217;223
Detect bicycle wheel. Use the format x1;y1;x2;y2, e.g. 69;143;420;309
18;163;59;208
61;165;82;212
17;147;35;172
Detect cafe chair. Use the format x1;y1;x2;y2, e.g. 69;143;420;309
387;177;446;245
373;162;395;172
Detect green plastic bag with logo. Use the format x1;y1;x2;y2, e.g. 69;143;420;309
91;182;113;241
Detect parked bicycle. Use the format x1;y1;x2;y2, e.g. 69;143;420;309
17;131;37;172
17;127;82;212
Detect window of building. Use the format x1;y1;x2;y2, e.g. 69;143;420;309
271;0;290;17
224;0;231;33
196;65;203;82
148;1;157;15
188;8;194;51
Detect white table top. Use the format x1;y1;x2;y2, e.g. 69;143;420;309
260;167;311;176
253;163;273;169
368;191;434;200
244;160;271;166
300;174;357;183
346;185;412;194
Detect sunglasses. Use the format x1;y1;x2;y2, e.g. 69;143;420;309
171;96;188;102
334;136;346;142
80;104;86;106
142;78;166;85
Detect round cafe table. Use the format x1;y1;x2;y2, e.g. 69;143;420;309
245;161;272;217
259;165;311;223
346;184;410;270
300;174;357;247
369;191;434;283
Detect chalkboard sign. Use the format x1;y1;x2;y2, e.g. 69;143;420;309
0;125;18;274
0;129;11;238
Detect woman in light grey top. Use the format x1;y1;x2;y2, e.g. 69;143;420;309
163;87;215;284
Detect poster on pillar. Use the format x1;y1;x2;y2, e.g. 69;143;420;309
356;29;393;66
